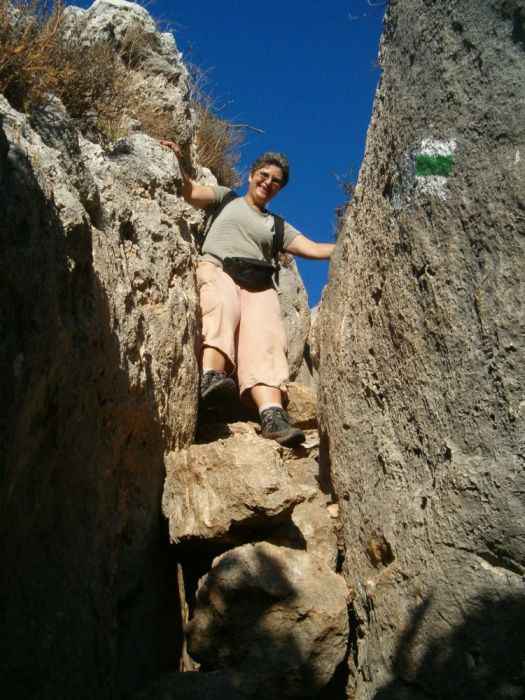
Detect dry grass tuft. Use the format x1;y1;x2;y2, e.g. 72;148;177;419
0;0;245;171
131;102;174;141
118;20;158;68
0;0;131;137
52;35;131;137
0;0;66;110
189;64;244;188
194;101;243;188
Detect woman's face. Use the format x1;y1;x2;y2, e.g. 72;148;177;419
248;164;284;207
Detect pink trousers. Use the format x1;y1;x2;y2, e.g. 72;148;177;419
197;262;289;400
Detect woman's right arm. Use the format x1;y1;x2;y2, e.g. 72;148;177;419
159;140;216;209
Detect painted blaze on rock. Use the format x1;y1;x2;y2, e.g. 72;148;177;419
414;153;454;176
392;138;457;207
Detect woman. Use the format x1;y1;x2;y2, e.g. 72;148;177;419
160;140;335;447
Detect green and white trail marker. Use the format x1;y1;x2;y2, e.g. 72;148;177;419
392;138;457;209
414;139;456;197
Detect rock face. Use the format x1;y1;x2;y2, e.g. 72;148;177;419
0;102;197;697
295;304;319;388
319;1;525;698
186;542;349;699
0;3;330;698
286;381;318;428
0;2;200;696
278;254;311;380
10;0;524;698
64;0;194;144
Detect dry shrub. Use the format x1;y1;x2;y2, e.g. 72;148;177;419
194;103;243;188
0;0;131;137
0;0;246;163
117;23;182;141
0;0;66;110
51;33;131;138
118;19;158;68
189;64;243;188
130;100;174;141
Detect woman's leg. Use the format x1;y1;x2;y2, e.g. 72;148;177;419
201;346;228;371
197;262;240;400
249;384;282;409
237;287;304;446
236;286;289;403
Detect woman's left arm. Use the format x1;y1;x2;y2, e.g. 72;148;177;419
285;234;336;260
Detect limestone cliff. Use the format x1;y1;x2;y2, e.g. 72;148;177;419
319;1;524;697
0;1;317;698
0;6;200;692
2;0;523;699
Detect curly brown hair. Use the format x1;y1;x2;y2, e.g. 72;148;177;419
250;152;290;187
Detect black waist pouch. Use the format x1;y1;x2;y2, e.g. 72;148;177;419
223;257;278;289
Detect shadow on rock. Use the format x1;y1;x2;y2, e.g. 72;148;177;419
0;115;182;700
373;593;525;699
186;542;349;699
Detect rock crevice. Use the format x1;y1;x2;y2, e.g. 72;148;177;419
0;2;347;698
2;0;523;698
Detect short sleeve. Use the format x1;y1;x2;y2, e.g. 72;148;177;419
283;220;300;250
209;185;233;204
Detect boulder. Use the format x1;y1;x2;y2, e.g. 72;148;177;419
267;495;339;572
265;450;340;570
162;422;314;544
286;381;317;429
186;542;350;699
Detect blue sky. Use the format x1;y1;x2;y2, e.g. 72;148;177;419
70;0;385;306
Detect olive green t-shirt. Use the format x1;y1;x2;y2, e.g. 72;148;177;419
200;186;300;264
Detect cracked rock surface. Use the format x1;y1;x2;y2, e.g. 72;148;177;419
319;1;525;698
0;1;200;695
160;403;348;698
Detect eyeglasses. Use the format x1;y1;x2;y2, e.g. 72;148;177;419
255;170;283;188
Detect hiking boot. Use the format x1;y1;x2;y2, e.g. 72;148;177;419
260;406;305;447
200;369;236;403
